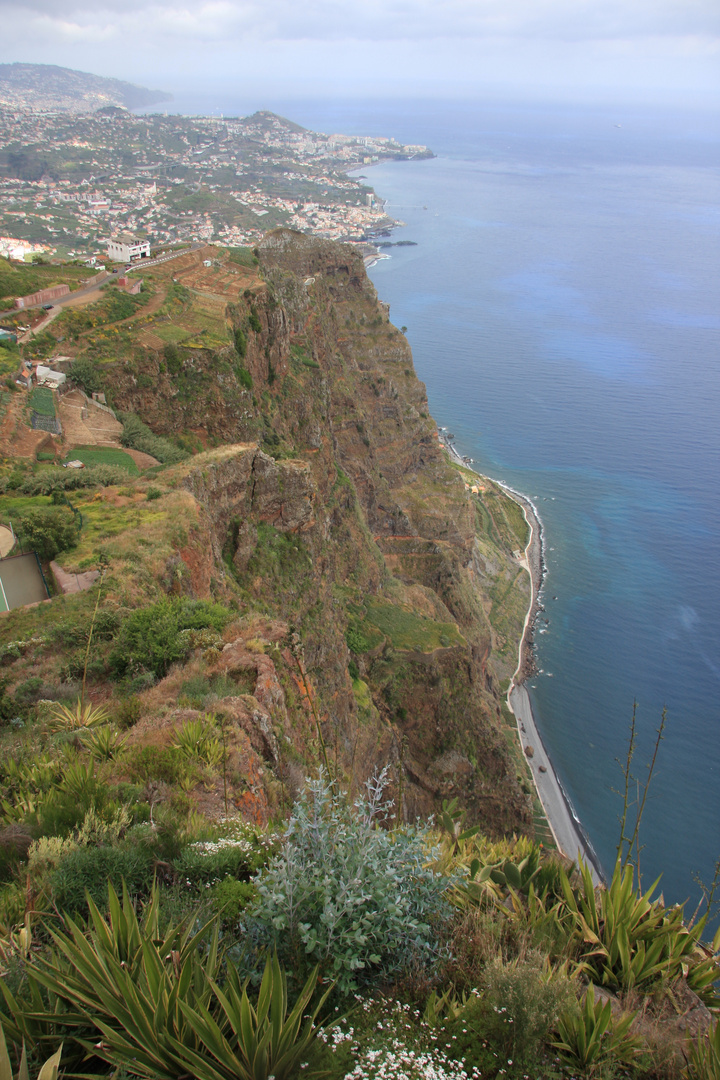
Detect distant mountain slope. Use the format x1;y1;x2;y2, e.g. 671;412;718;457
0;63;172;113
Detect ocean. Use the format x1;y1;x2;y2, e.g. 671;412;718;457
164;94;720;913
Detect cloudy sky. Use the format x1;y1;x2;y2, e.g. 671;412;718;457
1;0;718;106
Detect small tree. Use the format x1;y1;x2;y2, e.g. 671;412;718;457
68;355;104;395
16;507;78;561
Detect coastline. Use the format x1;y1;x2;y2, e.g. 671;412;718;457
438;431;603;881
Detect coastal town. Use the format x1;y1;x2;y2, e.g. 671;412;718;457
0;104;431;262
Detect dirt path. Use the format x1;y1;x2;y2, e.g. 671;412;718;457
21;279;167;348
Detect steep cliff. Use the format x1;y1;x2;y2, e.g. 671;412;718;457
86;231;531;832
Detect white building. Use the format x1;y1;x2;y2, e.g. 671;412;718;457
35;365;67;388
107;235;151;263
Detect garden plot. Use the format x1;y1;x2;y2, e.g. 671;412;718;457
61;446;139;474
58;389;123;449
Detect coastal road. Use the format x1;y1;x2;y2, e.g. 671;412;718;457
510;683;602;882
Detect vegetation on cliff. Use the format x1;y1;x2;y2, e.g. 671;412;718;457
0;232;536;830
0;232;717;1079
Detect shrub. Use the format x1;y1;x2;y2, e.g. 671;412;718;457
35;790;103;839
233;326;247;358
210;877;256;924
176;825;275;892
228;246;257;268
119;413;188;465
50;844;155;915
346;625;373;655
145;486;162;501
16;508;78;561
163;343;182;375
13;677;44;706
126;745;182;785
246;770;450;994
234;363;252;389
109;597;231;679
1;464;128;496
177;673;239;708
68;356;104;395
482;952;577;1064
113;695;142;729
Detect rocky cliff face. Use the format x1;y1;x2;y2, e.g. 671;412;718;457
109;231;533;833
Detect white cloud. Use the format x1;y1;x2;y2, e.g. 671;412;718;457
0;0;718;103
3;0;720;44
32;14;117;42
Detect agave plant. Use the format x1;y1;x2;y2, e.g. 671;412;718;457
551;989;641;1076
172;714;223;768
454;850;541;908
561;859;720;1000
46;698;109;733
423;984;469;1026
0;1026;62;1080
2;883;329;1080
1;882;219;1072
83;726;126;762
165;952;330;1080
0;794;43;826
437;797;481;854
57;761;97;803
685;1015;720;1080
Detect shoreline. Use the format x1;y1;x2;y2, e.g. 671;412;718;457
438;431;603;881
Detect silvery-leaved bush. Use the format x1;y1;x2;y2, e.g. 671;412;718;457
246;769;451;993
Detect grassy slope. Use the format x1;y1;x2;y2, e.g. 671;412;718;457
0;259;89;308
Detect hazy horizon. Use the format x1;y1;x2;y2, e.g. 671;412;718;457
1;0;719;111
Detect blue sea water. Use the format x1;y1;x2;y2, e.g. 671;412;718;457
168;94;720;912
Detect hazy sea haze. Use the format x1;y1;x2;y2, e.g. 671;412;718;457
168;95;720;910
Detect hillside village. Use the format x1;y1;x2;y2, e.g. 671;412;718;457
0;106;430;259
